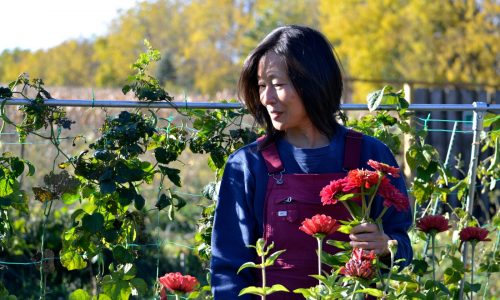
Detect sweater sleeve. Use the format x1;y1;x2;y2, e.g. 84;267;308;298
378;185;413;268
210;152;259;300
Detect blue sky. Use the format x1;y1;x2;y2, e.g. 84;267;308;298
0;0;139;52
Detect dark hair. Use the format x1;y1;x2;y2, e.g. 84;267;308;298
238;25;343;147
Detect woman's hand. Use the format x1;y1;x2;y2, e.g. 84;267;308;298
349;223;390;256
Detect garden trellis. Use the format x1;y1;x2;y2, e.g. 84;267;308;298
1;96;499;299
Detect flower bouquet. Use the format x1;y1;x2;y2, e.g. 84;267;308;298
320;159;409;227
295;160;411;299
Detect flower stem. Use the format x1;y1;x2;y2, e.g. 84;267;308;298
376;206;389;221
361;186;367;219
470;242;475;300
317;237;323;285
431;233;436;296
175;295;179;300
383;245;396;297
366;174;383;216
261;252;266;300
341;201;355;220
350;280;360;300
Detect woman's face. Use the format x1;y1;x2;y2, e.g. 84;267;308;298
257;52;313;134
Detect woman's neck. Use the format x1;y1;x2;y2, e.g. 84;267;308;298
284;128;329;149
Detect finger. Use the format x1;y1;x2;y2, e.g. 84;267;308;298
350;223;378;234
349;233;383;242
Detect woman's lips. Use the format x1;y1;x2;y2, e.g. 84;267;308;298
269;111;282;119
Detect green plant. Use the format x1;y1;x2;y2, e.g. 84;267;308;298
237;238;289;299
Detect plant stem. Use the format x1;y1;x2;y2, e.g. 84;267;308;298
470;243;475;300
361;186;366;219
261;252;266;300
383;246;396;297
317;237;323;285
341;201;355;220
175;294;179;300
366;174;383;216
431;233;436;296
350;280;360;300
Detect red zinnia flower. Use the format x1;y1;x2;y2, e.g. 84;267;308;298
159;272;198;294
340;248;376;279
416;215;451;234
459;227;491;243
320;178;347;205
378;178;410;212
344;169;380;191
299;214;340;237
367;159;400;178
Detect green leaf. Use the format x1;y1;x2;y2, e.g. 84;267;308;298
388;273;417;283
117;186;136;204
322;251;350;266
265;249;286;266
367;86;389;112
444;267;462;285
338;193;356;201
326;240;350;250
237;262;258;274
411;259;429;276
155;193;171;210
62;192;80;205
449;256;465;272
10;159;25;177
239;286;266;296
25;160;35;176
130;278;147;296
82;213;105;234
293;288;313;298
120;263;137;280
122;85;131;95
338;224;353;235
134;194;145;210
60;250;87;270
154;147;176;164
356;288;383;298
463;282;481;293
69;289;91;300
266;284;289;294
158;166;181;187
0;178;13;198
101;277;132;300
113;245;135;264
484;113;500;127
99;180;116;195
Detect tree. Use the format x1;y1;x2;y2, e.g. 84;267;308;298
320;0;500;102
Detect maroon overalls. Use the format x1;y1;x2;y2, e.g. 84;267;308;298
258;130;362;300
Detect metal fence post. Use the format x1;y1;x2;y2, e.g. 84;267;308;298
459;101;488;300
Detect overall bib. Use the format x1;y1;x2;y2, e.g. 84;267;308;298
259;130;362;300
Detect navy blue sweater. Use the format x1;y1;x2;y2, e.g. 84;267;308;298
210;126;413;299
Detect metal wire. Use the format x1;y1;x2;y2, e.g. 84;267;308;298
2;99;500;112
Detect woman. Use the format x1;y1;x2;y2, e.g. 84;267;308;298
210;25;412;299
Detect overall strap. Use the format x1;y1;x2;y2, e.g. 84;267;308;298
343;129;363;171
257;136;284;174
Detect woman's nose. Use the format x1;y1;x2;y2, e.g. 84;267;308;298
260;86;276;105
